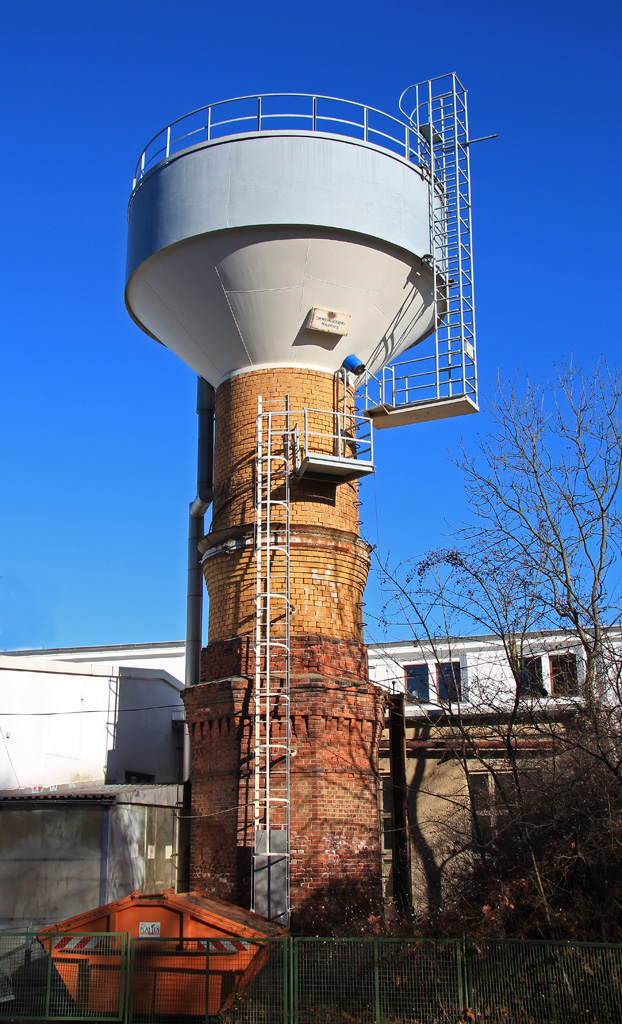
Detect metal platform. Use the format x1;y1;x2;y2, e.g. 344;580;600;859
295;452;375;481
292;402;374;482
364;393;478;430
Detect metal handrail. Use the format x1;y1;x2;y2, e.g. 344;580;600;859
130;92;429;192
360;349;477;412
300;407;373;465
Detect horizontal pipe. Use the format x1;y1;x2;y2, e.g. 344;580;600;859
190;494;211;518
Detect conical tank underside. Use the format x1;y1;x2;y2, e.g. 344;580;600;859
126;130;436;386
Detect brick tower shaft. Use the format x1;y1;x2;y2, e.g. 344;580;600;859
183;366;385;929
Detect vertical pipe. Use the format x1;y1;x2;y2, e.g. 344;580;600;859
181;377;214;892
185;377;215;700
185;510;204;706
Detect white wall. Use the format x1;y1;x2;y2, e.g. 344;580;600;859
0;653;184;791
367;631;589;713
10;642;186;681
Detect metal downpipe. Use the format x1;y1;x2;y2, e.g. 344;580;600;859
179;377;214;892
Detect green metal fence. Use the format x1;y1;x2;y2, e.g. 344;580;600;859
1;932;622;1023
0;932;126;1021
126;936;287;1024
292;937;462;1024
465;938;622;1024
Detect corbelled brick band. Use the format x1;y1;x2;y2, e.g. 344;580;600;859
184;636;386;927
202;527;370;642
199;633;370;682
185;365;384;929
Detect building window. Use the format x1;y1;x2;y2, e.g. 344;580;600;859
405;665;429;702
437;662;461;702
517;656;546;698
469;771;513;846
549;653;579;696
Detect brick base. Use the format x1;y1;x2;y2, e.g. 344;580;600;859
183;636;387;932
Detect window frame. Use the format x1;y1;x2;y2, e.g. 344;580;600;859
549;652;579;696
517;656;545;698
436;661;461;703
404;664;430;702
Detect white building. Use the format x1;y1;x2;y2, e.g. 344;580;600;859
369;629;588;710
0;643;185;790
0;644;186;929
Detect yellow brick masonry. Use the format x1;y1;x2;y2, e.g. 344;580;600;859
201;367;371;644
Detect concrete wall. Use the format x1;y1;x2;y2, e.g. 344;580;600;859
0;655;184;790
379;742;469;917
0;788;178;930
104;672;184;784
0;803;105;929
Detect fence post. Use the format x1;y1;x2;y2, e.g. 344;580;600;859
291;938;298;1024
119;933;127;1022
125;936;135;1024
461;935;471;1016
205;939;210;1024
282;940;287;1024
44;936;53;1019
544;942;558;1024
373;940;381;1024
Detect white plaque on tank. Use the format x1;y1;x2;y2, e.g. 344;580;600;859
307;308;351;336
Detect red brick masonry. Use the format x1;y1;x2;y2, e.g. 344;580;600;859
183;635;387;929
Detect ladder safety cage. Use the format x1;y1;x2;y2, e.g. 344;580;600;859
252;389;376;919
253;397;292;923
361;73;478;428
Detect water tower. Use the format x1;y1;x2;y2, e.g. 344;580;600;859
125;75;477;926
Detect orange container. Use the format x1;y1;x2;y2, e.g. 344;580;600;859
39;888;287;1016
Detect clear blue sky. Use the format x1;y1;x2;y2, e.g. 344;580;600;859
1;0;619;650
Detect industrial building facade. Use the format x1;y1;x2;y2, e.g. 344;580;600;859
0;631;588;928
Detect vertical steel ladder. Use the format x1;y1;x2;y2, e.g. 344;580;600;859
252;396;291;921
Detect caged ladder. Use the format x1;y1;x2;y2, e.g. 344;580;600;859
360;74;478;428
251;396;291;922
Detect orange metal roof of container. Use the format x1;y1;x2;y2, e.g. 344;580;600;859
39;888;288;941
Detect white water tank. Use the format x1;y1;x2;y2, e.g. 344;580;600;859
125;96;437;386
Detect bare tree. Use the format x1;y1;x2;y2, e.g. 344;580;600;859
374;362;622;938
